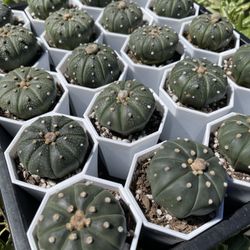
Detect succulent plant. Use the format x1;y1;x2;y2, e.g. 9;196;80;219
167;57;228;110
27;0;67;20
45;8;95;50
217;114;250;174
92;80;155;136
0;24;40;72
16;115;89;179
147;139;228;219
65;43;122;88
81;0;118;7
188;13;234;52
152;0;195;19
0;67;57;120
101;1;143;34
128;24;179;65
0;1;13;27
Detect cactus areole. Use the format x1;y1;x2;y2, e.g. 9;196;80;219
147;139;228;219
81;0;118;7
36;182;127;250
0;1;13;27
16;115;89;179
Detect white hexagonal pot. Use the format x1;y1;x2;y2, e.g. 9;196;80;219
203;112;250;203
124;142;224;244
4;113;98;200
13;10;31;30
27;174;142;250
56;49;128;116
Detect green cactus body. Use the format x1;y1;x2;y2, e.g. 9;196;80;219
152;0;195;19
16;115;89;179
101;1;143;34
92;80;155;136
27;0;67;20
81;0;118;7
231;44;250;88
128;25;179;65
0;2;13;27
0;67;57;120
36;182;127;250
147;139;228;219
167;57;228;110
188;13;234;52
65;43;122;88
45;8;95;50
217;114;250;174
0;24;40;71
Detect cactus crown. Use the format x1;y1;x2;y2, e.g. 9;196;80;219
0;1;13;27
81;0;118;7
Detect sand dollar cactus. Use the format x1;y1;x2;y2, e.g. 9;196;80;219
147;139;228;219
0;1;13;27
217;114;250;174
81;0;118;7
188;13;234;52
16;115;89;179
128;24;179;65
152;0;195;19
45;8;95;50
167;57;228;110
101;1;143;34
92;80;155;136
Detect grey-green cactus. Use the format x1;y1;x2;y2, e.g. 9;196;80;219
217;114;250;174
27;0;67;20
0;24;40;72
81;0;118;7
65;43;122;88
17;115;89;179
128;24;179;65
147;139;228;219
152;0;195;19
0;67;57;120
45;8;95;50
101;1;143;34
167;57;228;110
0;1;13;27
92;80;155;136
188;13;234;52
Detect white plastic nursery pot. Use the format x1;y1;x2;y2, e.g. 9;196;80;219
145;1;200;33
27;174;142;250
124;142;224;244
4;113;98;201
83;91;168;180
13;10;31;30
203;112;250;203
159;67;235;143
34;38;50;71
179;21;240;64
56;51;128;117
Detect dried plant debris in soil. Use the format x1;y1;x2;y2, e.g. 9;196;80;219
210;130;250;182
130;158;215;234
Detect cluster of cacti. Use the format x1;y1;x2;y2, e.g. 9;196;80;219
0;1;13;27
81;0;118;7
152;0;195;19
65;43;122;88
217;114;250;174
0;24;40;71
167;57;228;110
27;0;67;20
16;115;89;179
0;67;57;120
101;1;143;34
92;80;155;136
188;13;234;52
45;8;95;50
128;24;179;65
36;181;127;250
147;139;228;219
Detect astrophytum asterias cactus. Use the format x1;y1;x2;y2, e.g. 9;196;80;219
147;139;228;219
45;8;95;50
128;24;179;65
101;1;143;34
16;115;89;179
65;43;122;88
188;13;234;52
92;80;155;136
0;24;40;71
0;1;13;27
81;0;118;7
217;114;250;174
152;0;195;19
167;57;228;109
